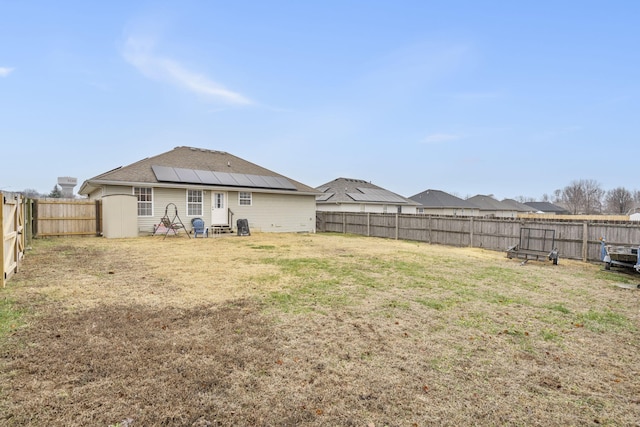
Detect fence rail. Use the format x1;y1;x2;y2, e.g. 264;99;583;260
316;211;640;263
1;193;26;288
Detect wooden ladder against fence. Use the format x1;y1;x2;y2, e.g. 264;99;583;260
1;193;25;288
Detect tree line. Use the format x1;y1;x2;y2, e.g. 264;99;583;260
517;179;640;215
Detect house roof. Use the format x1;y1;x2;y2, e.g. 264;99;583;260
500;199;537;212
524;201;569;214
315;178;420;205
409;189;477;209
466;194;512;210
79;146;318;195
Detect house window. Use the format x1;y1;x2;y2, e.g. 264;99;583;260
382;205;388;214
239;192;252;206
417;207;424;214
397;206;402;214
134;187;153;216
187;190;203;216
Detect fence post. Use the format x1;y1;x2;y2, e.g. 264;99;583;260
367;212;370;237
469;217;474;247
395;213;399;240
582;222;589;262
1;193;5;288
96;200;103;236
343;212;346;234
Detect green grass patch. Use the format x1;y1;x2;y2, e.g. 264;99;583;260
249;245;277;250
544;303;571;314
576;309;632;333
0;296;23;340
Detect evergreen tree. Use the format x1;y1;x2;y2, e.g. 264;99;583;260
48;184;62;198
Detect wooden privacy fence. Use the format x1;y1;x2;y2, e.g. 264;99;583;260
33;198;101;237
1;193;25;288
316;211;640;263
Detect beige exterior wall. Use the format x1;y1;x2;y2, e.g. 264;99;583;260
88;185;315;234
230;192;316;233
417;207;482;216
318;203;417;214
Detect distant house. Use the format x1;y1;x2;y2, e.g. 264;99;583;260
523;201;569;215
79;146;319;235
409;189;480;216
501;199;537;214
315;178;420;214
466;195;519;218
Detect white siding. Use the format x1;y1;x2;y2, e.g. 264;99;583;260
92;185;315;234
230;192;316;233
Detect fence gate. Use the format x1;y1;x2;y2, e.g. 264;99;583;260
1;193;25;288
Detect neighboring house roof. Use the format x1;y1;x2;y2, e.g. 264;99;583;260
466;194;511;210
79;146;318;195
315;178;420;205
409;189;477;209
500;199;537;212
524;202;569;214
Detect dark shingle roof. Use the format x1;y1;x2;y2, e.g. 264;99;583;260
500;199;537;212
409;189;476;208
80;146;317;194
524;201;569;214
466;194;512;210
315;177;419;205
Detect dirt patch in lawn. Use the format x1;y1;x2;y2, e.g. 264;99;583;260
1;233;639;426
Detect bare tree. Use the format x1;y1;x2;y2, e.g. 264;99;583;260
605;187;633;214
583;179;604;214
561;179;604;214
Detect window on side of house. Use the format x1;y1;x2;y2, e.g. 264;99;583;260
239;192;252;206
134;187;153;217
187;189;203;216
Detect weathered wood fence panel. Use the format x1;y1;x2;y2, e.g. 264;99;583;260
34;199;101;237
1;193;25;288
316;212;640;263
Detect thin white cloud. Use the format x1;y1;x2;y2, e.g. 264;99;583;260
422;133;462;144
0;67;14;77
123;36;252;105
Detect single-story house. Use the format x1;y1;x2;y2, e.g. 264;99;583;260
500;199;537;214
315;177;421;214
466;195;519;218
523;201;570;215
78;146;320;235
409;189;480;216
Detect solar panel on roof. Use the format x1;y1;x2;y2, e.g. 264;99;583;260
316;193;334;201
194;170;221;185
347;188;408;203
230;173;254;186
174;168;201;183
247;174;269;187
152;165;297;190
212;171;239;186
152;165;180;182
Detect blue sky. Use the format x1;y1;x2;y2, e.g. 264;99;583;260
1;1;638;200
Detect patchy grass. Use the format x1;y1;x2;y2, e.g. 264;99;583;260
0;232;639;426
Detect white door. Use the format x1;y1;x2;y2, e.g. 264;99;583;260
211;192;228;225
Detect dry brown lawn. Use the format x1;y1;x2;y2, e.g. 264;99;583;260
0;232;639;426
